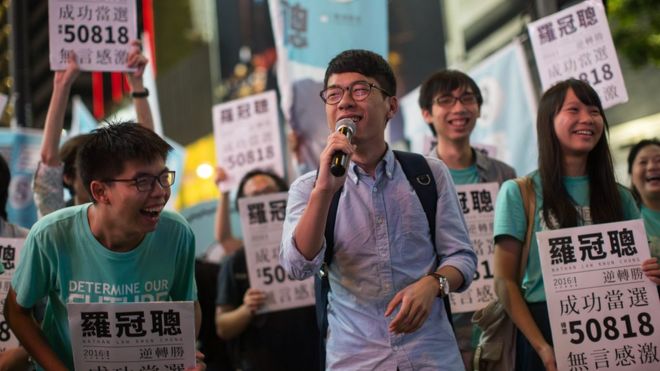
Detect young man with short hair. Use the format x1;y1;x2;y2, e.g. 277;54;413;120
419;70;516;369
5;122;200;370
281;50;476;370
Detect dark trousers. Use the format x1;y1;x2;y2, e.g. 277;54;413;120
515;301;552;371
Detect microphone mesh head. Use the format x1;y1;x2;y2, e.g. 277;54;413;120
335;118;357;134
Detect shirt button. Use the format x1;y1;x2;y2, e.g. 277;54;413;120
372;187;377;193
393;345;399;351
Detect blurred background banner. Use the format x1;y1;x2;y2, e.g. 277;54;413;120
269;0;388;174
0;128;42;228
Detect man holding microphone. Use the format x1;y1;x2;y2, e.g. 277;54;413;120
280;49;476;370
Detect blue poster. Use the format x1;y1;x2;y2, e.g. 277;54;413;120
0;128;43;228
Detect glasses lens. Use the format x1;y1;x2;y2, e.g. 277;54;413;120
159;171;175;188
436;96;456;106
322;87;343;104
135;176;154;192
351;82;371;101
460;94;477;105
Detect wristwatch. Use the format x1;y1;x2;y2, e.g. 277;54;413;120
426;272;450;298
131;88;149;98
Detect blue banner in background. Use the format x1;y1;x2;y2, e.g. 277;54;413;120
0;129;43;228
468;40;538;176
270;0;388;174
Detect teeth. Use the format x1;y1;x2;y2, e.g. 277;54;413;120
575;130;593;135
143;207;162;213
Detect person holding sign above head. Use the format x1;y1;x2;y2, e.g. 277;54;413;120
4;123;203;370
628;138;660;286
280;49;476;370
34;40;154;218
492;79;657;371
214;168;320;371
418;69;517;370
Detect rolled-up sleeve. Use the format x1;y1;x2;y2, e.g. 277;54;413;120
428;158;477;292
280;171;326;280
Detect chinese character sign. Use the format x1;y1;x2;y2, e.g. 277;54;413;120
537;220;660;371
48;0;137;71
67;301;196;369
450;183;499;313
528;0;627;109
238;192;315;314
213;90;285;192
0;238;25;352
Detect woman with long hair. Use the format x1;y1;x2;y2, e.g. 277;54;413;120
492;79;650;370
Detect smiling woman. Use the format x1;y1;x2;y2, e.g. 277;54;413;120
628;138;660;259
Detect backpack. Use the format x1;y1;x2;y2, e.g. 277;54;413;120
314;150;453;368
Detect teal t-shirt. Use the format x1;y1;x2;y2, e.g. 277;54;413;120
641;206;660;259
448;164;480;186
12;204;198;369
493;171;641;303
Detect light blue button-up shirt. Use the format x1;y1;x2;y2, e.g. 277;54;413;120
281;148;476;370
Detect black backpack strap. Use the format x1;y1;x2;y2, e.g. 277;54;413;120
314;186;342;369
392;150;453;327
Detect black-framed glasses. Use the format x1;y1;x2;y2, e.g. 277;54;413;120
104;170;176;192
320;81;392;105
434;93;477;107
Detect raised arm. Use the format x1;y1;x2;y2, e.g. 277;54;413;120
41;53;80;166
125;39;154;131
494;236;557;371
4;288;67;371
215;288;265;340
214;167;243;255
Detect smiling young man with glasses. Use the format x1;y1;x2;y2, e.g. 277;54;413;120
5;122;201;370
418;70;516;370
281;50;476;370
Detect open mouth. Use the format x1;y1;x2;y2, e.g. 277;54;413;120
573;130;594;136
646;175;660;182
140;206;163;219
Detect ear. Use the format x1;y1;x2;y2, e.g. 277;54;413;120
89;180;110;204
63;174;74;187
386;96;399;121
421;108;433;124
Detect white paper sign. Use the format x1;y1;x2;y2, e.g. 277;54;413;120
450;183;499;313
213;90;285;192
537;220;660;371
528;0;628;108
0;238;25;352
238;192;315;314
48;0;138;71
67;301;196;369
0;93;7;116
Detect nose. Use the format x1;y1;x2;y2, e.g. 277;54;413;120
149;179;168;197
337;88;356;109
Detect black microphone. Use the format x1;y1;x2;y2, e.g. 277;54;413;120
330;118;357;177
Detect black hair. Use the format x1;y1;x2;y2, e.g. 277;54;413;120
536;78;622;228
59;133;93;195
627;138;660;204
0;154;9;220
76;122;172;200
323;49;396;95
418;70;483;136
235;169;288;210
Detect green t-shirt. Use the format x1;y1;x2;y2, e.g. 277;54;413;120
448;164;480;186
12;204;197;369
493;171;641;302
641;206;660;259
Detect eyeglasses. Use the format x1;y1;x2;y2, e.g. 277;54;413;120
104;170;176;192
434;93;478;107
320;81;392;105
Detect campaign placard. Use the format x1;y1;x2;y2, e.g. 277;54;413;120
67;301;196;369
48;0;138;71
238;192;314;314
450;183;499;313
528;0;627;109
537;220;660;371
0;238;25;353
213;90;285;192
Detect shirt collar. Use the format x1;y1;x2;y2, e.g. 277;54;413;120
347;145;395;184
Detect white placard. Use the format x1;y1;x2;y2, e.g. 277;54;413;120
0;93;7;115
528;0;628;109
213;90;285;192
238;192;315;314
67;301;196;369
48;0;138;71
450;183;499;313
537;220;660;371
0;238;25;352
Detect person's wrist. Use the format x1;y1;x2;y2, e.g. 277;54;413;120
131;88;149;98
